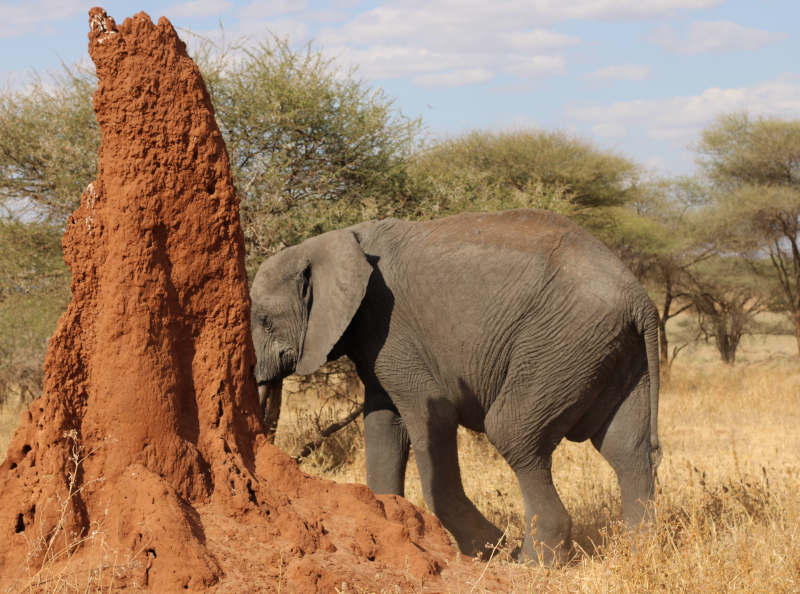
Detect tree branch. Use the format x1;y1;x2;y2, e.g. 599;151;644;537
293;404;364;462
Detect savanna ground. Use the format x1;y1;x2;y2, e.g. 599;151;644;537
1;317;798;592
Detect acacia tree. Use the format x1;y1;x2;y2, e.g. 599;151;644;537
609;177;714;374
0;37;422;408
196;36;422;273
0;221;68;404
0;68;98;222
698;113;800;354
683;256;767;365
403;129;640;224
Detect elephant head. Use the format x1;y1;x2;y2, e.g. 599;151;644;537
249;230;373;433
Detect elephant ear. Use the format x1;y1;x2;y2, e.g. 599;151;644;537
295;230;372;376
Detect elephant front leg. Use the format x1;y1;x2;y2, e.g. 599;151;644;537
405;404;504;557
364;408;410;496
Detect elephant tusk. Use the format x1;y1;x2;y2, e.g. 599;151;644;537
261;380;283;443
257;383;268;409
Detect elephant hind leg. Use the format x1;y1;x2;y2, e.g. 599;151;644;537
484;381;577;564
510;459;571;565
590;372;656;528
485;421;571;565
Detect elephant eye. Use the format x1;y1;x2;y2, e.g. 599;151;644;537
260;316;272;331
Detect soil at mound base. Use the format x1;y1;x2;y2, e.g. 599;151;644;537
0;9;512;591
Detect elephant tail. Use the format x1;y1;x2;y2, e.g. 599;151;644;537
635;299;662;469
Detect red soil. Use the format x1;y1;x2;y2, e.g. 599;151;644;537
0;9;517;592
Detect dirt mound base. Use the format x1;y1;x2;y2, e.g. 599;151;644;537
0;10;504;591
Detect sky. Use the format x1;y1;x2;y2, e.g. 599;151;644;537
1;0;798;176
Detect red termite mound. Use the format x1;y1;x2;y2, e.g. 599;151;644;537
0;9;502;591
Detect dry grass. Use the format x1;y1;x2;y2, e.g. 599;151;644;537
277;342;800;592
2;337;798;592
0;399;23;462
0;429;140;592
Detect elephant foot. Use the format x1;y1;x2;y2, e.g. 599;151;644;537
517;539;570;567
517;509;572;567
448;516;505;560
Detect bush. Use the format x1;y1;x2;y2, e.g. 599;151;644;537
402;129;640;223
195;34;422;274
0;221;69;406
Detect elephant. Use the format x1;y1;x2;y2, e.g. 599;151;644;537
250;208;661;563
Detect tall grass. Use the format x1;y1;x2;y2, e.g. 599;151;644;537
278;354;800;591
2;347;798;591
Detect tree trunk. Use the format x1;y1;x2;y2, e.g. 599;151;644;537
658;313;670;378
716;331;738;365
659;266;676;379
713;313;742;365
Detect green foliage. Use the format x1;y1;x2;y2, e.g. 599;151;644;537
0;67;99;222
682;255;768;365
0;67;95;403
402;130;639;226
0;221;69;404
611;175;779;367
698;112;800;189
617;177;707;255
194;35;422;273
697;113;800;352
0;220;66;295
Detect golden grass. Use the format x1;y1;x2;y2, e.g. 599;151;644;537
0;400;23;461
280;352;800;592
2;340;798;591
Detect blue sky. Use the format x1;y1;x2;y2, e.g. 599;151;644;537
1;0;798;176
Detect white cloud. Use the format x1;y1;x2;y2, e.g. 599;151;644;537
651;20;788;54
315;2;584;87
0;0;84;38
568;75;800;147
328;42;565;86
328;45;475;80
587;64;651;82
413;68;494;87
506;29;578;51
641;154;670;172
320;0;725;48
235;18;310;41
592;122;628;138
238;0;307;20
547;0;724;20
168;0;232;19
506;54;565;78
311;0;724;88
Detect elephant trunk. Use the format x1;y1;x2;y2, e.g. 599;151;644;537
258;379;283;443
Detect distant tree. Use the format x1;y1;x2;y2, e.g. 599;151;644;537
698;113;800;354
0;220;69;404
683;256;767;365
195;35;422;273
610;177;712;375
403;130;640;225
0;67;98;222
0;37;422;407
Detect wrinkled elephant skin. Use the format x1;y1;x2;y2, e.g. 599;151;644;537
249;209;661;563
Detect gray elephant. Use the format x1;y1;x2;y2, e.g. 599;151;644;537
250;209;660;563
